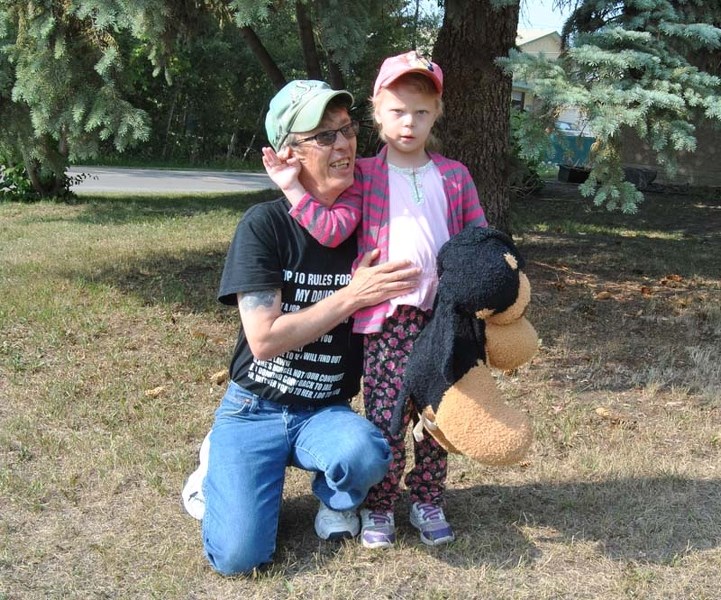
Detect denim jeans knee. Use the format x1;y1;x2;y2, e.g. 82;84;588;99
291;405;391;511
204;524;272;576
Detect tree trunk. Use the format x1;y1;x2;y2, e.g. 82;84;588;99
433;0;519;233
239;25;287;90
23;157;43;195
296;0;323;79
327;57;346;90
163;90;178;160
20;138;60;197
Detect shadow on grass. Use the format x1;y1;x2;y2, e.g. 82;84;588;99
75;249;230;314
52;192;276;313
527;181;721;235
62;189;279;225
49;183;719;317
443;477;721;566
515;185;721;281
522;230;719;281
270;477;721;576
65;191;720;316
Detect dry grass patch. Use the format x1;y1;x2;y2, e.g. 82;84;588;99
1;183;720;599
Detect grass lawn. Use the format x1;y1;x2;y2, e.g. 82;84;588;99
1;182;720;599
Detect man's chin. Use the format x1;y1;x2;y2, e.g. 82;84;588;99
330;174;354;194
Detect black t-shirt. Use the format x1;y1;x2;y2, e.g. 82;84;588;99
218;197;362;406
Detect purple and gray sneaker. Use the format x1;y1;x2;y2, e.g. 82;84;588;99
409;502;455;546
360;508;395;549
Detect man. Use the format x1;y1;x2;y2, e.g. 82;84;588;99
182;80;420;576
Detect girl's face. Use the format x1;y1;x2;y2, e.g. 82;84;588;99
374;82;440;166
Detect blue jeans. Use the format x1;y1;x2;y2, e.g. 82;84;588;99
201;381;391;576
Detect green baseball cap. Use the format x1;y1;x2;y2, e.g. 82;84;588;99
265;80;354;151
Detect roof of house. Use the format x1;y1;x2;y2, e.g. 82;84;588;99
516;28;561;47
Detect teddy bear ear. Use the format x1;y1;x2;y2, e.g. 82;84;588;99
486;228;526;270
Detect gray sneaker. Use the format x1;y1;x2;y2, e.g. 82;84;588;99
181;432;210;520
314;503;360;540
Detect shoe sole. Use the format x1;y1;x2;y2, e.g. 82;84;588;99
361;537;395;549
418;532;455;546
181;470;205;520
322;530;356;541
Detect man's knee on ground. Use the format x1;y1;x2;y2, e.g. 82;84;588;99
204;534;272;577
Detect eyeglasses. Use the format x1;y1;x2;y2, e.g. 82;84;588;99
292;120;360;147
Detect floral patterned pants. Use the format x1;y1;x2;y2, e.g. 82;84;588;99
362;305;448;511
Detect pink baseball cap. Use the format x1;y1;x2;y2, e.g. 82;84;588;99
373;50;444;98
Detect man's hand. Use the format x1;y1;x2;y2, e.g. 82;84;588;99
346;249;421;308
261;146;306;205
237;250;420;361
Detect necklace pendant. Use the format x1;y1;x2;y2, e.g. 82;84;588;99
412;169;424;205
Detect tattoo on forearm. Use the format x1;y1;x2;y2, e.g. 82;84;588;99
239;290;278;311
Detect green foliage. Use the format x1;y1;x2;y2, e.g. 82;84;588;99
0;160;93;202
509;107;546;198
113;17;275;165
0;1;166;196
0;163;34;201
506;0;721;213
228;0;273;25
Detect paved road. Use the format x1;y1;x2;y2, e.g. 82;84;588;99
67;166;277;194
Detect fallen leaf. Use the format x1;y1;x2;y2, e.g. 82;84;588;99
640;286;653;296
660;274;684;287
595;406;636;427
594;291;613;300
210;370;228;385
144;386;165;398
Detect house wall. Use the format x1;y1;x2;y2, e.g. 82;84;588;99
519;37;561;60
621;121;721;186
514;31;580;125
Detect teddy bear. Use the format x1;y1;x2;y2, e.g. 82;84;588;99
390;226;538;466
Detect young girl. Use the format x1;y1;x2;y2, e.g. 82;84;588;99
262;51;487;548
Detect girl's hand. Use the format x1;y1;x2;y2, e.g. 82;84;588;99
262;146;302;194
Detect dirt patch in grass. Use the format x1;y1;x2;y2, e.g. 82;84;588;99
1;184;720;599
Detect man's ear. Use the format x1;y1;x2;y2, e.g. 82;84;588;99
285;144;306;164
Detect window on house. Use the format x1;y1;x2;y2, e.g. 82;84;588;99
511;91;525;110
